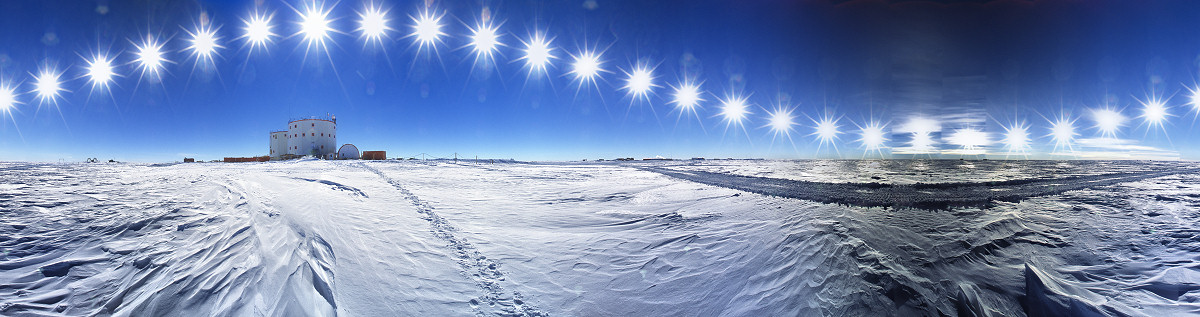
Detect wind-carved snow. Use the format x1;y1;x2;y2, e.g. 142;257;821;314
2;160;1200;316
357;162;546;316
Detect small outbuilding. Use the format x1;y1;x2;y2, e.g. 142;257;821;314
338;144;361;159
362;151;387;160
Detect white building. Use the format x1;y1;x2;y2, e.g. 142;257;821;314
287;116;337;158
269;131;288;159
338;144;360;159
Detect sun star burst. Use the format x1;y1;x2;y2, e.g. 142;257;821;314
242;12;276;51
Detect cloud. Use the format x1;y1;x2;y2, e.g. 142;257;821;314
1055;138;1180;160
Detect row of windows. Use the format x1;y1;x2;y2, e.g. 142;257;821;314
292;122;333;128
274;131;335;139
288;133;335;138
290;145;326;150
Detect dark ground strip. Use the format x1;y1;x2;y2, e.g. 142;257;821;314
642;166;1194;209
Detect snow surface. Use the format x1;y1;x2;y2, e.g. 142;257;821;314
2;160;1200;316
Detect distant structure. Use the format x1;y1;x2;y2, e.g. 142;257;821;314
285;115;337;159
338;144;360;159
225;156;270;162
269;131;288;159
363;151;386;160
263;114;380;161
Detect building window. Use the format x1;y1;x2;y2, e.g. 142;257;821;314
311;123;315;127
320;133;324;137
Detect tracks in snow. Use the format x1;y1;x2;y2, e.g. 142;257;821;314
357;163;546;317
643;166;1197;209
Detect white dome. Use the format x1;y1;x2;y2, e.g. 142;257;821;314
338;144;360;159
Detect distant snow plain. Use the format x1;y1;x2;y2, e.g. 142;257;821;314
2;159;1199;316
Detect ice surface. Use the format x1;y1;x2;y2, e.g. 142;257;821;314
1;160;1199;316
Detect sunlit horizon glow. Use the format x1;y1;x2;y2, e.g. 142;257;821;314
518;33;554;75
409;9;444;51
357;5;391;44
132;35;168;78
622;65;655;101
84;54;116;91
32;68;65;104
1092;108;1125;138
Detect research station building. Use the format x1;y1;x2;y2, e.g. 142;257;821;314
269;131;288;159
285;116;338;158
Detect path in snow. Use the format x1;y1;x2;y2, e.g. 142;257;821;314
358;163;546;316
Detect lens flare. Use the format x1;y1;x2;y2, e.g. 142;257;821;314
1189;85;1200;114
947;128;990;153
185;25;222;65
468;22;502;59
896;116;940;154
1136;95;1170;131
132;35;169;78
718;94;751;128
858;121;887;152
1091;108;1125;137
621;65;656;101
1002;122;1031;155
1048;114;1078;152
569;50;603;88
242;12;276;51
811;115;841;145
518;32;554;75
910;131;935;152
766;108;796;138
32;68;65;104
409;9;444;51
297;4;335;50
670;82;703;112
0;82;19;112
357;5;391;44
85;54;117;90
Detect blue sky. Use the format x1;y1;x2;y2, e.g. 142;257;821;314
2;0;1200;162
